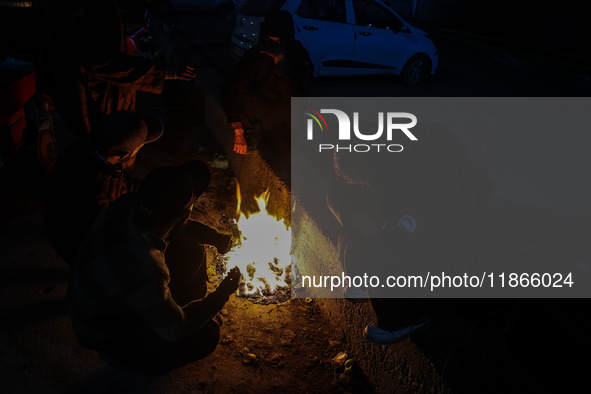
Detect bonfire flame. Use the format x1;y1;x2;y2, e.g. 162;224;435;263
225;183;291;296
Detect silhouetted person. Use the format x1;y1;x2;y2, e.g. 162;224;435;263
43;111;163;266
69;161;240;375
327;126;496;343
72;0;195;133
223;10;307;155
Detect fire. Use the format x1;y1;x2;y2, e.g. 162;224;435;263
225;183;291;296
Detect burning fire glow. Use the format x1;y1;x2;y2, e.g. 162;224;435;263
225;183;291;296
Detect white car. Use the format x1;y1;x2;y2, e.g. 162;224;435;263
229;0;438;85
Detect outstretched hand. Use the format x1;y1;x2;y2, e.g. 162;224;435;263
232;122;247;155
215;233;233;254
218;267;241;296
166;65;196;81
179;66;196;80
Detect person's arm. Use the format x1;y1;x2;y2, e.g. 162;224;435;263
87;171;126;221
222;50;268;154
174;219;233;254
182;267;240;328
85;53;167;94
122;265;240;342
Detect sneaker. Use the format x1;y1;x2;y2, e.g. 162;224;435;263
343;286;369;303
364;317;432;344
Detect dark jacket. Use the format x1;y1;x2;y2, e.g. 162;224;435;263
223;38;307;124
69;193;229;352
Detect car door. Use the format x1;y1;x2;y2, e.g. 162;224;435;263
291;0;355;73
350;0;409;72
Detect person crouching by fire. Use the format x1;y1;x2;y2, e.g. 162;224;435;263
68;161;241;375
326;125;495;344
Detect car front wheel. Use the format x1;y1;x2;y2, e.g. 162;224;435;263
401;54;430;86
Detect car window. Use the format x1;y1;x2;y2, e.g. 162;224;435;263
296;0;347;24
353;0;404;30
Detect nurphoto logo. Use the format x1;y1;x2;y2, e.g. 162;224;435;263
304;108;418;153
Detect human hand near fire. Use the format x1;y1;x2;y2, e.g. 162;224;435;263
232;122;248;155
101;173;126;203
214;233;233;254
218;266;241;295
165;65;196;81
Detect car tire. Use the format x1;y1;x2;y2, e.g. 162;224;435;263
400;54;430;86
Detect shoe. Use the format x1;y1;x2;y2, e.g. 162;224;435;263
364;317;432;344
343;286;369;303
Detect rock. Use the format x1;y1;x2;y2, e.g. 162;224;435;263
329;340;341;347
332;351;348;367
221;335;233;344
242;353;257;365
280;339;292;347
